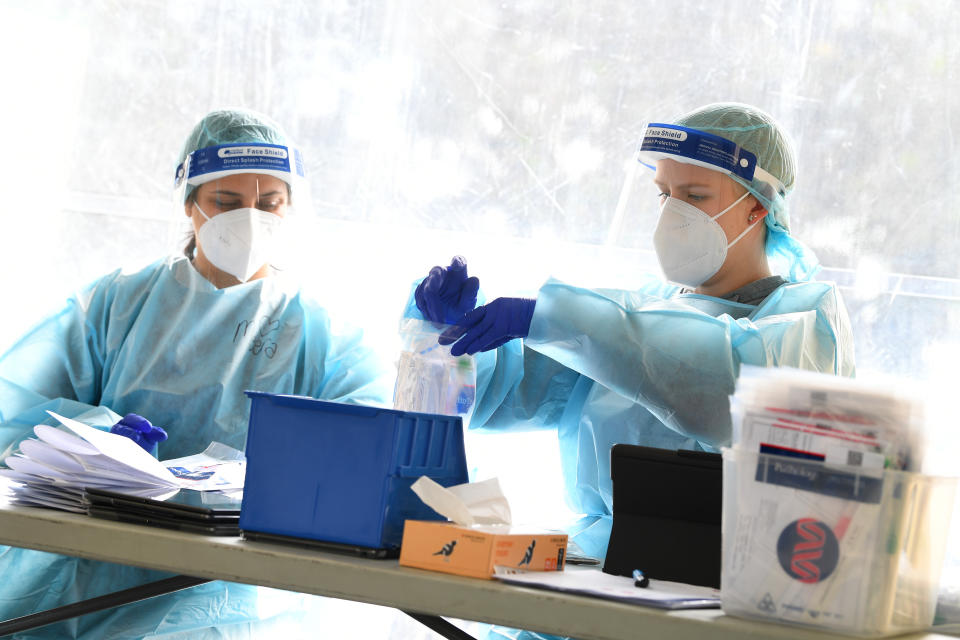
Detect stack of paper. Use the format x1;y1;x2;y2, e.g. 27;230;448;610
731;365;926;472
722;365;948;635
0;473;16;502
0;411;245;513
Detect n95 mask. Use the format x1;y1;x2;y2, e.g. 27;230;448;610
195;205;283;282
653;192;755;288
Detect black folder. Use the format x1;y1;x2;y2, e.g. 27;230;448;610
602;444;722;588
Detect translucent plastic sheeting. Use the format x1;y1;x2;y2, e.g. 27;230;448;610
1;2;959;634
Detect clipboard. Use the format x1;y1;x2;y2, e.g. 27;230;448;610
602;444;722;588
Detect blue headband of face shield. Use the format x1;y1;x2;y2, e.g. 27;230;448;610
636;123;786;209
173;142;306;193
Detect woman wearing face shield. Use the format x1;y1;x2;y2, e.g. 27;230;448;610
410;102;855;574
0;109;391;638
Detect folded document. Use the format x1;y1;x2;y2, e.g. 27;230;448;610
0;411;245;512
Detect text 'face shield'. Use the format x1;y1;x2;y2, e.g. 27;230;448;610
174;142;309;214
638;123;759;182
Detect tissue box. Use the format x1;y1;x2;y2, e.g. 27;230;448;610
399;520;568;579
240;392;468;553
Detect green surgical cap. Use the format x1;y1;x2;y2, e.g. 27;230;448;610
674;102;796;217
177;108;290;201
674;103;819;281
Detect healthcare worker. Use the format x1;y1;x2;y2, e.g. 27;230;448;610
412;102;855;566
0;109;391;639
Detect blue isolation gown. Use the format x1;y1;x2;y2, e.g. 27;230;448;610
462;273;856;562
0;256;392;639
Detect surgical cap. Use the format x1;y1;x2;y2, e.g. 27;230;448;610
673;103;819;281
177;108;291;203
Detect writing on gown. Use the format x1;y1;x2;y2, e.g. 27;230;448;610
234;316;281;359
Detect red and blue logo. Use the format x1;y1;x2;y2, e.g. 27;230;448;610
776;518;839;583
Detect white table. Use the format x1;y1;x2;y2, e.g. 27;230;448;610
0;501;956;640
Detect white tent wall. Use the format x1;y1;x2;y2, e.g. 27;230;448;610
1;0;958;631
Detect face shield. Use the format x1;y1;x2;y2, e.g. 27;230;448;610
635;123;785;205
172;142;310;280
606;123;790;268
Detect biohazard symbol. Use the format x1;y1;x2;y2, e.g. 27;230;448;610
757;592;776;613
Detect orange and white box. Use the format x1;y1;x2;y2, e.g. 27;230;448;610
399;520;568;579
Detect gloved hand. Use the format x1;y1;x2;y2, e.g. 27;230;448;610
110;413;168;452
414;256;480;324
439;297;537;356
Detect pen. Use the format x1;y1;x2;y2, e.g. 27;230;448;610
632;569;649;588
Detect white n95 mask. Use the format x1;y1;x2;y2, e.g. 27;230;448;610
195;205;283;282
652;192;756;288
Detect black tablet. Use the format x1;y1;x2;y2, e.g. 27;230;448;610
602;444;722;588
85;487;241;536
87;505;240;536
85;487;241;519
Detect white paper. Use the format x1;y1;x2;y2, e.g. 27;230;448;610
3;417;245;514
19;438;86;474
13;494;87;514
732;365;924;472
24;482;84;498
6;466;57;487
48;412;179;486
33;424;100;456
1;412;183;493
5;455;74;481
0;471;24;491
411;476;512;526
493;565;721;609
16;486;83;507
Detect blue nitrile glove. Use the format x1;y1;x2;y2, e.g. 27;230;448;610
110;413;168;452
439;297;537;356
414;256;480;324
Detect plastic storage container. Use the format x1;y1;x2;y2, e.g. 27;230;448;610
239;392;468;553
721;448;957;637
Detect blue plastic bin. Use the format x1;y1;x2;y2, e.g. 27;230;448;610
239;392;468;552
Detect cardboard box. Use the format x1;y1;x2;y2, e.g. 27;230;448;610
399;520;568;579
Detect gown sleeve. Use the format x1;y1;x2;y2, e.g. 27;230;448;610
400;278;575;432
0;272;124;457
523;278;855;448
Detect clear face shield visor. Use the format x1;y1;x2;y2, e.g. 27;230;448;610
606;123;785;247
171;143;311;274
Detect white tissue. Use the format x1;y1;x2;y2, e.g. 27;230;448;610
411;476;512;526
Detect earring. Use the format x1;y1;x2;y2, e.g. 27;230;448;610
748;214;756;223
